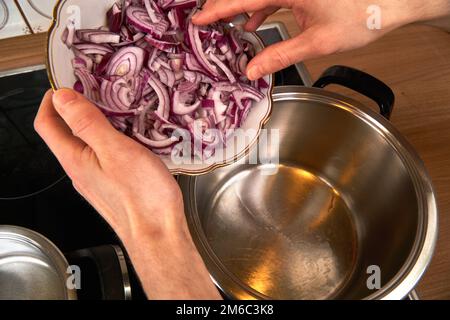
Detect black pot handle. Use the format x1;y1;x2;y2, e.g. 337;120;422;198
66;245;132;300
313;65;395;119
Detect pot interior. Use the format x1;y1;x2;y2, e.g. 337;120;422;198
183;90;422;300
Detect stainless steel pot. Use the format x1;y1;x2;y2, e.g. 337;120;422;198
0;225;77;300
0;226;132;300
179;66;438;300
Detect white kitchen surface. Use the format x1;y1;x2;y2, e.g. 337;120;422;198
17;0;55;33
0;0;30;39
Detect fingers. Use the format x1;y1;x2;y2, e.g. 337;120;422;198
193;0;289;25
51;88;126;153
247;29;329;80
245;7;280;32
34;90;87;166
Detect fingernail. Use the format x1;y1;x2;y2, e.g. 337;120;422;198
53;89;77;110
247;65;260;81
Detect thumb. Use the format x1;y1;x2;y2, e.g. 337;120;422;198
247;30;325;80
52;88;124;153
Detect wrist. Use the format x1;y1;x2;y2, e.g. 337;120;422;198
118;207;221;299
120;202;189;248
401;0;450;24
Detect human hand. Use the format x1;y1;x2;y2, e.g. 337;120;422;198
34;89;183;241
193;0;450;80
34;89;221;299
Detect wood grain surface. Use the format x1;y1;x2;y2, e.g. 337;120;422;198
0;9;449;299
0;33;47;71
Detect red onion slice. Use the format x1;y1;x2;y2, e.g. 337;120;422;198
106;46;146;78
126;6;169;39
172;91;201;115
147;73;170;120
187;21;224;80
107;3;122;32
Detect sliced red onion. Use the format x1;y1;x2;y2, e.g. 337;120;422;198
101;79;130;111
97;102;140;117
201;99;214;109
199;30;212;41
169;53;185;71
172;90;201;115
77;29;121;44
110;117;128;131
126;5;169;38
178;79;199;93
159;0;175;9
157;67;176;87
144;34;178;53
74;43;114;56
209;52;236;83
166;0;198;9
232;85;264;109
229;29;243;54
134;132;177;148
120;25;134;41
211;90;228;123
63;0;267;160
211;82;239;92
152;147;173;155
236;53;248;75
150;0;165;14
147;72;170;119
74;68;100;101
106;46;146;78
72;48;94;72
72;57;87;70
95;53;113;75
62;22;76;48
184;53;205;73
210;29;222;40
167;8;185;29
187;21;224;80
150;128;169;141
258;78;269;89
107;3;122;32
73;80;84;93
144;0;162;23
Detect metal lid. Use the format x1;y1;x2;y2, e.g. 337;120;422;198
0;226;77;300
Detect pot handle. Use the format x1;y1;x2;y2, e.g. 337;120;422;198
313;65;395;119
408;289;420;300
67;245;132;300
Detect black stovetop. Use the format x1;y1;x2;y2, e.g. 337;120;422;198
0;69;118;250
0;25;307;299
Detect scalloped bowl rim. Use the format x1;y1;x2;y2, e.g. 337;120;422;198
46;0;274;175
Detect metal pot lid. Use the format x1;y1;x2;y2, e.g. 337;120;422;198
0;225;77;300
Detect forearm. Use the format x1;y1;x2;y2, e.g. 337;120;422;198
119;208;222;300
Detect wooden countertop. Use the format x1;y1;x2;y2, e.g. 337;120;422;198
0;33;47;72
0;10;449;299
